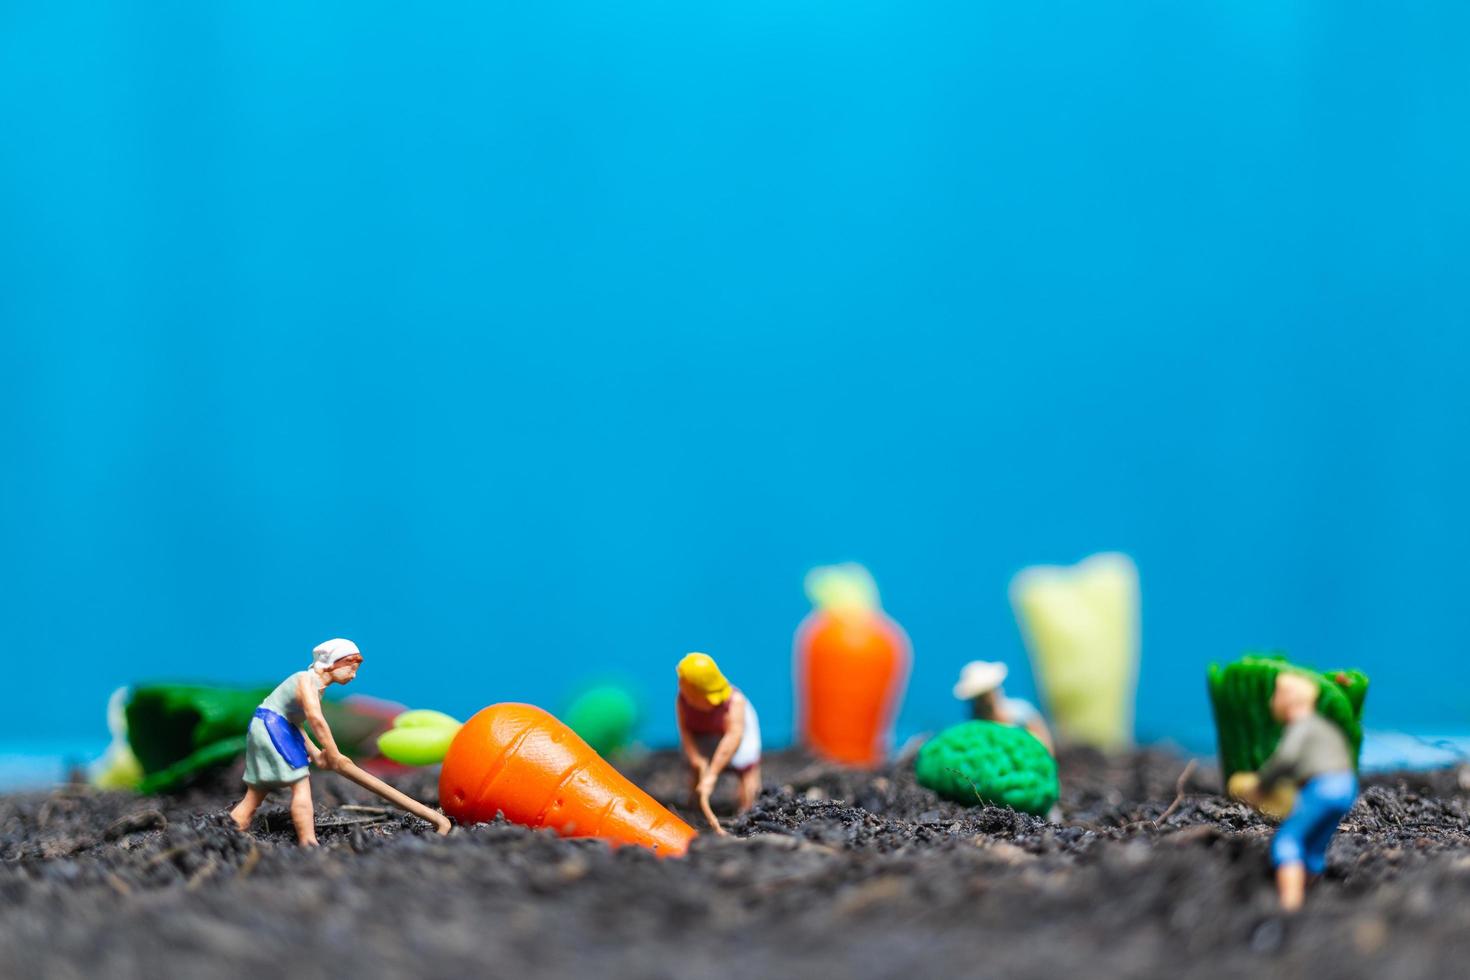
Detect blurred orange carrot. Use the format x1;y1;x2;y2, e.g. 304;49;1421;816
795;564;910;767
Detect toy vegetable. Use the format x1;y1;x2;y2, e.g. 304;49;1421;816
794;563;911;767
1009;552;1139;751
117;685;271;792
563;682;641;758
914;720;1058;816
379;703;697;857
90;688;149;790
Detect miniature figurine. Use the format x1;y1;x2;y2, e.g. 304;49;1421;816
229;639;448;845
377;703;697;856
676;652;761;835
1010;552;1139;750
952;660;1054;753
795;563;910;767
1227;671;1358;912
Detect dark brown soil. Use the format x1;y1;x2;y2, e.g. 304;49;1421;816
4;748;1470;979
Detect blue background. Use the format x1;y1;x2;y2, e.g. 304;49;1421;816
3;2;1467;752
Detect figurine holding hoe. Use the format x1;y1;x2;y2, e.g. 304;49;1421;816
229;638;449;845
676;652;762;836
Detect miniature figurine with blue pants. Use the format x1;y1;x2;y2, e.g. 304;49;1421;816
1230;671;1358;911
1270;771;1358;876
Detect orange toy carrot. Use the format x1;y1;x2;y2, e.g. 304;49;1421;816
794;564;911;767
379;703;696;857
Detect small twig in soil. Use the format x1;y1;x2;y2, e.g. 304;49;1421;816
315;816;393;830
784;763;830;786
1154;759;1198;828
105;809;167;841
186;858;219;891
52;784;97;797
239;841;261;878
1159;824;1219;846
945;768;990;808
338;805;392;815
145;845;190;870
751;868;836;895
894;734;930;767
41;834;100;859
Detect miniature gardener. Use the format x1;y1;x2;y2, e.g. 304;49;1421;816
1230;671;1358;912
229;638;366;846
953;660;1054;753
676;652;761;834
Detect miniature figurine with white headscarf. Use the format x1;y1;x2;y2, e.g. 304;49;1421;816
228;638;365;846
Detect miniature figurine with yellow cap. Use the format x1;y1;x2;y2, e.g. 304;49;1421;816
675;652;762;835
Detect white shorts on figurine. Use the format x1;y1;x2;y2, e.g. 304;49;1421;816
694;699;762;772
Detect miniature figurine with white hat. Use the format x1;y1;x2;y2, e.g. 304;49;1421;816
229;638;448;845
953;661;1054;753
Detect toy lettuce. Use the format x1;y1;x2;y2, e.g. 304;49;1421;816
915;720;1058;816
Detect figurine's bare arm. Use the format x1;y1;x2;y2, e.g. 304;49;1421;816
298;674;346;770
1024;718;1054;754
704;693;746;784
677;696;708;772
299;724;324;767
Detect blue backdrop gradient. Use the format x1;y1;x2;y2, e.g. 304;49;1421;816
3;2;1467;749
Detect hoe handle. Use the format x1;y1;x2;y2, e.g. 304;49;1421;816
332;758;452;835
698;788;728;837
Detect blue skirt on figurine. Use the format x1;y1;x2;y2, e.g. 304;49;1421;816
1270;772;1358;875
